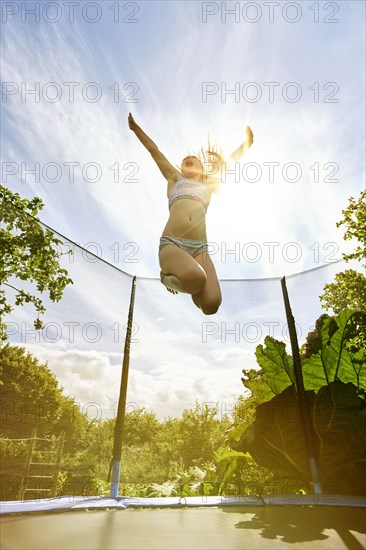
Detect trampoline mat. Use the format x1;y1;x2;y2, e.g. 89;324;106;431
1;506;366;550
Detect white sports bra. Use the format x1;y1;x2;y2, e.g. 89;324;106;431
168;178;209;212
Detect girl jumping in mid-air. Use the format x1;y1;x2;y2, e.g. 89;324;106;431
128;113;253;315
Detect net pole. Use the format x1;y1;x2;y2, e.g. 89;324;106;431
281;276;322;494
109;276;137;499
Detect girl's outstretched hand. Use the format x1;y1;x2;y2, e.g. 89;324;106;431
246;126;254;146
128;112;137;131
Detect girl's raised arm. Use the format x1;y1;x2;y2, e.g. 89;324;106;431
225;126;254;165
128;113;180;182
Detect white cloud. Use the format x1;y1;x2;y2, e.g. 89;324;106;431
16;342;244;420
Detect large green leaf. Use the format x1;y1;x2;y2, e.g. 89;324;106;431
246;311;365;398
312;381;366;494
302;310;366;392
211;447;248;495
241;381;366;495
299;354;328;392
242;369;276;404
247;337;294;400
242;386;312;481
238;310;366;494
322;309;359;380
314;382;366;471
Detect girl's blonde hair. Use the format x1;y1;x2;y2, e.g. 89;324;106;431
198;136;224;193
180;135;225;193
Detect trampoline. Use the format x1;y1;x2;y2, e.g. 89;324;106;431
1;495;366;550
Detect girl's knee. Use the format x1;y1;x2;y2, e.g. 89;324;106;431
201;295;222;315
183;266;206;294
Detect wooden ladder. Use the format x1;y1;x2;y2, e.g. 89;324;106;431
19;428;65;500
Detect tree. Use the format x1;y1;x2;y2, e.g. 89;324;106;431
231;393;257;427
0;344;89;445
122;408;161;446
175;401;230;465
321;269;366;314
0;344;91;499
0;343;64;438
0;185;73;340
320;190;366;313
336;189;366;266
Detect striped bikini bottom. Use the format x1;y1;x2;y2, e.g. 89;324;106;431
159;236;209;258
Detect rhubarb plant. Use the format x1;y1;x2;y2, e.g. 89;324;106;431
237;310;366;495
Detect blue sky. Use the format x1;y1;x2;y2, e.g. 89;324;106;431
2;0;365;419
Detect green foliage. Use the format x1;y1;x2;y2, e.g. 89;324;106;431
211;447;248;494
320;271;366;352
0;344;64;438
0;185;73;340
242;339;294;404
301;314;334;359
301;310;366;392
0;345;91;498
231;394;257;426
242;382;366;495
336;189;366;267
0;346;273;500
141;448;249;498
141;445;275;499
0;439;28;500
237;310;366;495
321;270;366;314
174;402;231;464
319;190;366;354
50;402;235;499
122;408;161;446
320;190;366;317
0;344;89;446
242;310;365;401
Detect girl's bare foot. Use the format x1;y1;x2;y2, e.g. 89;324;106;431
167;287;178;294
160;271;178;294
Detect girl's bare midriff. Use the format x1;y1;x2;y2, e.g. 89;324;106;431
161;199;208;241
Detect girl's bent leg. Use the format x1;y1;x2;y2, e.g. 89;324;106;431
159;244;207;295
191;252;222;315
